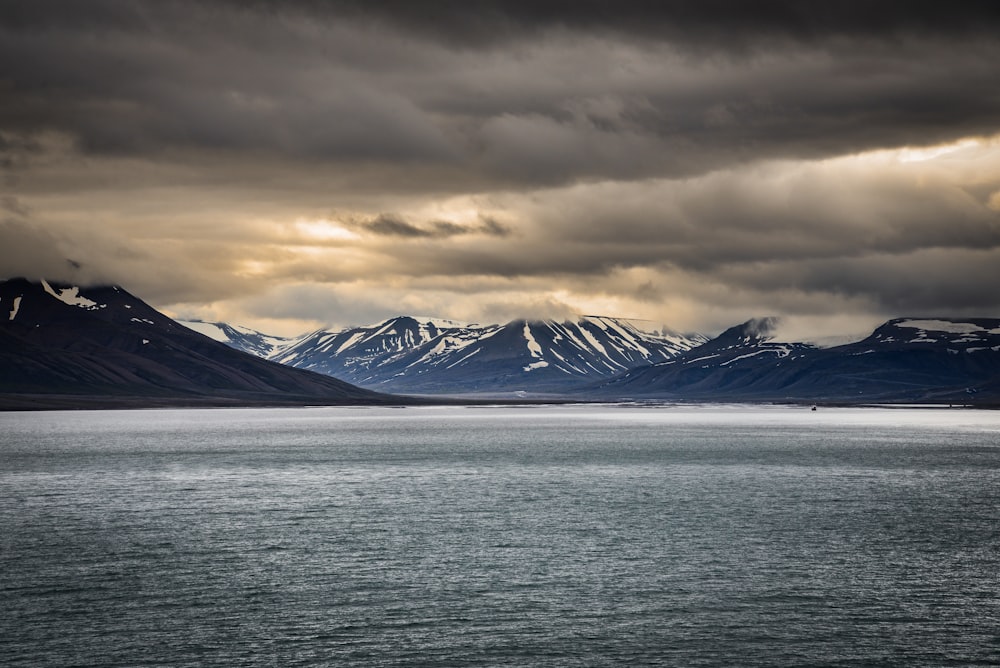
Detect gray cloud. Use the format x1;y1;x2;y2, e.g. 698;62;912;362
0;219;75;281
744;249;1000;315
217;1;1000;49
2;1;999;189
0;195;30;217
358;214;431;238
347;213;511;239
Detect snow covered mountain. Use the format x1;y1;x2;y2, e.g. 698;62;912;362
178;319;293;358
269;315;708;395
0;278;390;409
596;317;1000;404
6;277;997;406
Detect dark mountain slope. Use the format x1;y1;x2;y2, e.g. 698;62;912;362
0;278;394;408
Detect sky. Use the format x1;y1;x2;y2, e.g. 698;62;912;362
2;1;1000;338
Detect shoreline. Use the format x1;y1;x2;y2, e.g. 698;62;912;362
2;393;996;412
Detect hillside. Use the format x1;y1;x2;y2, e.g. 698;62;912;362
0;278;396;409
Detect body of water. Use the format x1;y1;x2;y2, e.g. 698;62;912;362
2;405;999;666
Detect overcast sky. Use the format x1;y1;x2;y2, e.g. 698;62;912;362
3;1;1000;337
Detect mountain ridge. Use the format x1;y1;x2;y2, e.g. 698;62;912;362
260;315;708;395
595;316;1000;404
180;313;1000;403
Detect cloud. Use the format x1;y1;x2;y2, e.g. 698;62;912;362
3;1;1000;189
0;219;77;282
344;213;511;239
357;214;430;238
203;278;582;332
222;1;1000;49
2;1;1000;338
0;195;30;217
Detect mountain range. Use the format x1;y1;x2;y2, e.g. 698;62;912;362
185;313;1000;405
596;317;1000;404
3;277;999;408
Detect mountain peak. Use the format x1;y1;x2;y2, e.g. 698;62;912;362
710;316;780;347
0;277;389;408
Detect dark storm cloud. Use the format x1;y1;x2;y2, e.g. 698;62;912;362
2;0;1000;188
716;249;1000;315
227;0;1000;47
0;1;457;162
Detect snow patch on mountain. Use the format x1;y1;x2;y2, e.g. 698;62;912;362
178;319;292;357
180;320;229;342
8;296;21;321
719;347;793;366
410;315;473;329
590;317;651;356
523;321;543;358
577;324;611;360
768;317;872;349
551;321;590;354
334;331;366;355
446;347;481;369
40;279;104;310
895;319;993;335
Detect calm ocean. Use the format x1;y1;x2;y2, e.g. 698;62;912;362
2;405;999;666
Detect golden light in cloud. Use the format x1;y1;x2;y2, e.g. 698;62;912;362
237;259;274;277
988;191;1000;212
412;196;488;225
293;218;360;242
848;136;987;166
897;138;982;163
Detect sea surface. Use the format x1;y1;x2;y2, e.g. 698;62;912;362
2;404;1000;667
